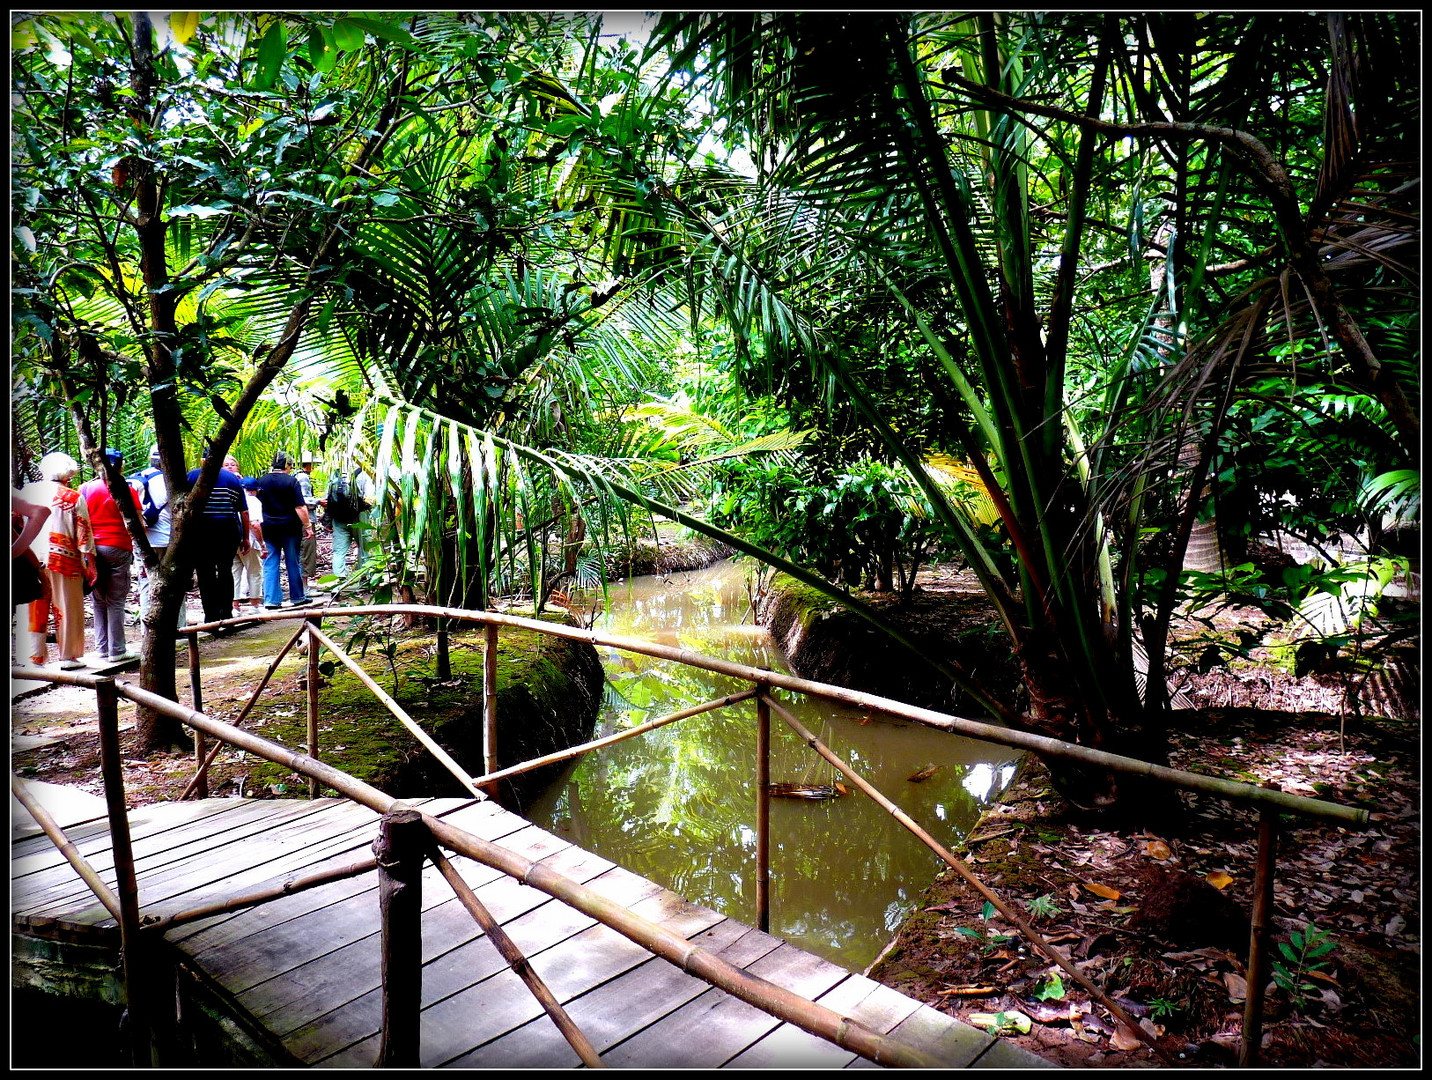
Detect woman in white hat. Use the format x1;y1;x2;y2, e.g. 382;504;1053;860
19;452;98;669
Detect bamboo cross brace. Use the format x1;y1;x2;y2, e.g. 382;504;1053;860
428;843;605;1067
472;689;757;787
12;774;124;922
760;693;1178;1067
179;618;309;800
142;854;380;933
306;622;484;798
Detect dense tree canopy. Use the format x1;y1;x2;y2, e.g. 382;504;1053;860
11;12;1418;800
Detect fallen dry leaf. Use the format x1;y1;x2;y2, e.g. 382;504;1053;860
1082;882;1121;900
1223;971;1248;1003
1205;870;1234;889
1111;1023;1143;1051
938;984;1000;996
907;763;942;782
1145;838;1173;860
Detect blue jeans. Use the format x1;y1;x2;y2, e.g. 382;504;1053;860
262;530;307;606
332;517;365;575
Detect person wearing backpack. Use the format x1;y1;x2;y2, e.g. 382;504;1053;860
129;445;185;641
322;466;371;577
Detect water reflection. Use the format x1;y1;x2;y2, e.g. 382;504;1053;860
524;561;1020;968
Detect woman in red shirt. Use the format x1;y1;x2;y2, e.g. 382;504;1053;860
79;449;144;664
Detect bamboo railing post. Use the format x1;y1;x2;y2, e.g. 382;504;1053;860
482;621;499;792
306;617;322;799
96;676;152;1065
373;807;426;1068
436;617;450;680
1239;803;1281;1067
186;634;207;799
755;687;771;932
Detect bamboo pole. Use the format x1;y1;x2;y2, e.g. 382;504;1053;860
142;854;379;932
187;634;207;798
428;845;605;1067
206;605;1368;828
11;775;124;920
95;676;153;1066
1239;805;1280;1067
436;617;450;680
374;808;425;1068
760;693;1178;1067
305;623;484;798
473;689;757;787
179;618;308;801
483;621;499;790
755;690;771;933
306;618;321;799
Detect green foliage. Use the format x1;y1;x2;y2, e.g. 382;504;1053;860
1032;971;1066;1002
1272;922;1336;1011
1026;893;1063;920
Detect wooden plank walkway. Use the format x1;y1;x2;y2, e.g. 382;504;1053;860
12;795;1051;1069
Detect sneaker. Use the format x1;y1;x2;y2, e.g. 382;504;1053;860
264;603;282;610
107;651;140;663
290;597;313;607
58;659;88;671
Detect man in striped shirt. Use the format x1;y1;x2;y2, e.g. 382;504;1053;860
186;445;251;629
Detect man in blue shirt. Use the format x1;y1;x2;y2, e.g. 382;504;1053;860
253;451;314;608
185;446;251;627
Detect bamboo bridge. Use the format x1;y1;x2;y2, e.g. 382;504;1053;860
12;604;1370;1068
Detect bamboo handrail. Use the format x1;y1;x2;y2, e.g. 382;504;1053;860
149;603;1371;828
760;693;1176;1066
41;677;947;1068
304;622;484;799
428;844;605;1067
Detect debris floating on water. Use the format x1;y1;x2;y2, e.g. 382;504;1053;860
767;782;848;800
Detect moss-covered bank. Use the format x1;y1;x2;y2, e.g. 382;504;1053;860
243;614;603;808
756;572;1021;715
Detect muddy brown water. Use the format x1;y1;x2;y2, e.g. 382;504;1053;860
523;560;1021;969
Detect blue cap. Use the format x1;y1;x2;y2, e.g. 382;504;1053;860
104;447;123;466
241;476;259;490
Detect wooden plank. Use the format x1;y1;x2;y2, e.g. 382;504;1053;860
235;829;617;1041
13;799;345;917
11;797;267;881
164;800;503;948
847;1000;994;1069
276;853;655;1063
29;800;389;927
318;886;734;1068
450;915;763;1068
594;938;852;1069
722;974;926;1068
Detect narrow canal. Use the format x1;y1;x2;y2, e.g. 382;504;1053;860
524;560;1021;970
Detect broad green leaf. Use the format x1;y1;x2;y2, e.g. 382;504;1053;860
253;19;287;91
168;12;201;45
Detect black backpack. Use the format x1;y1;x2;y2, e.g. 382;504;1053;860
327;471;366;524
